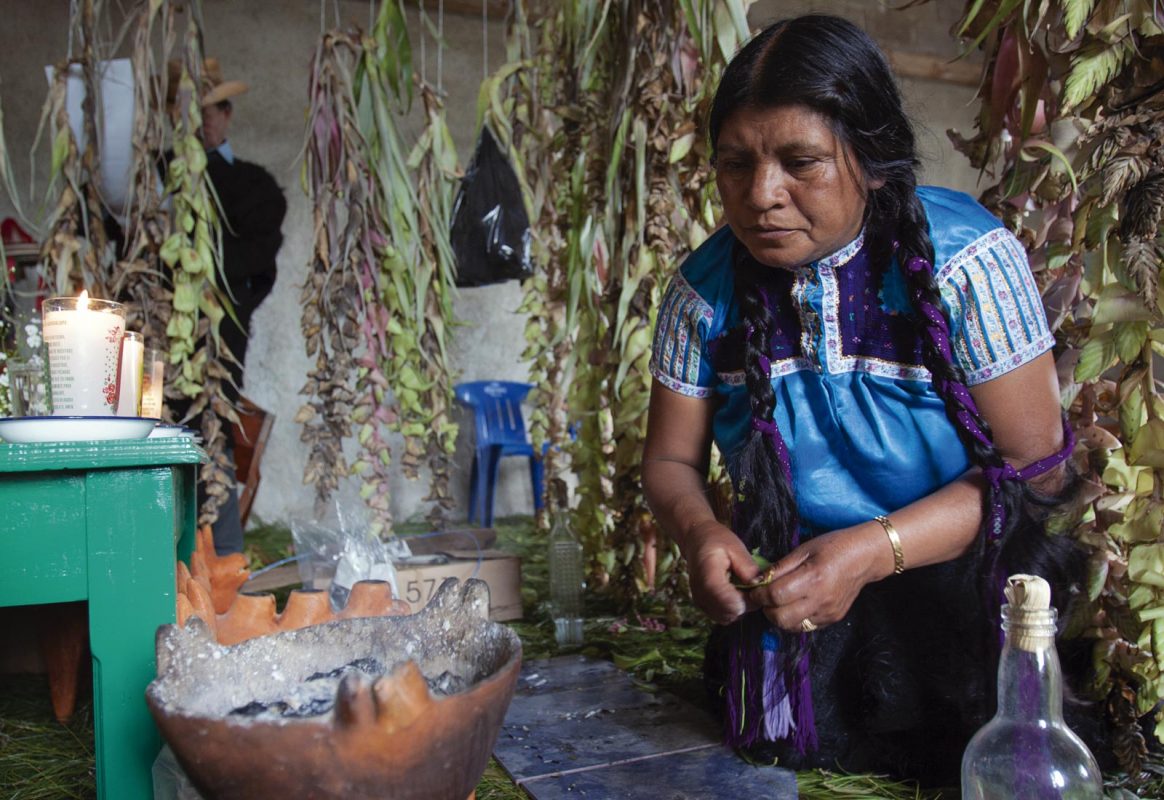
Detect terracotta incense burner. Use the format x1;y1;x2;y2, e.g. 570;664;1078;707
147;578;521;800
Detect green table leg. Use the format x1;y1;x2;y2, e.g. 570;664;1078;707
86;466;181;800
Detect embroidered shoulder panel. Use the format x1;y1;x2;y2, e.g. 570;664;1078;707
649;271;715;398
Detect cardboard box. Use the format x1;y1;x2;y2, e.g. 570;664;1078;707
302;550;524;623
392;549;523;622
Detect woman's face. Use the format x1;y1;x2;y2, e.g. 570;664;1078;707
715;104;870;270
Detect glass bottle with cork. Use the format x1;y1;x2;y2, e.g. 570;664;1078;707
547;478;584;645
961;573;1103;799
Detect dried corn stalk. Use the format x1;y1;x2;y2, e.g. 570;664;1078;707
110;0;175;348
39;0;113;296
945;0;1164;766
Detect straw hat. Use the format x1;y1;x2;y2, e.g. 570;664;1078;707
166;57;248;112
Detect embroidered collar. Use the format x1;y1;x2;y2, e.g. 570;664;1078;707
809;228;865;272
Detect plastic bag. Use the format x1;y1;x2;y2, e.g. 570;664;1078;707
290;496;407;612
153;745;204;800
449;126;532;287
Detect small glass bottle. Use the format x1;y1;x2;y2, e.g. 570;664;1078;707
962;574;1103;799
547;480;584;645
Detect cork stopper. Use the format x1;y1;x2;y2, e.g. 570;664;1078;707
1004;574;1051;611
1003;574;1054;651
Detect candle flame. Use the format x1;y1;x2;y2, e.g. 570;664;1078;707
78;290;90;310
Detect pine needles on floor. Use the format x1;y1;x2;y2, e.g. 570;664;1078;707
0;674;95;799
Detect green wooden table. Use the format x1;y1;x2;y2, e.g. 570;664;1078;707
0;437;204;800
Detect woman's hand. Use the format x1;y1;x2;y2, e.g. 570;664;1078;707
644;381;764;625
682;519;764;625
747;523;888;631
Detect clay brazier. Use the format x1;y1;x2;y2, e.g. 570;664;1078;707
147;578;521;800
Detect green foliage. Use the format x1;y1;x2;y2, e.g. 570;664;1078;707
949;0;1164;775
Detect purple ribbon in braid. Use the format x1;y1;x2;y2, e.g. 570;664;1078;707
751;354;795;483
904;256;1076;540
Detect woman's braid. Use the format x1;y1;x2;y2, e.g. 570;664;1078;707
895;188;1080;613
732;258;800;562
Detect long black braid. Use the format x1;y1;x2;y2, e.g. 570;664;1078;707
731;256;798;562
895;191;1083;616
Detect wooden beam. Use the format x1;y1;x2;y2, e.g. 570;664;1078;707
884;48;983;87
342;0;510;17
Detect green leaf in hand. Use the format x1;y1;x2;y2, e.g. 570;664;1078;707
731;549;774;590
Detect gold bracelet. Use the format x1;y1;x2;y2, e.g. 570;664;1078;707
875;515;905;575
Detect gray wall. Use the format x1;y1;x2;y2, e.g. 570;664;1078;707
0;0;984;530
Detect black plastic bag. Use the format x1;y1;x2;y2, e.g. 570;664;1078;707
450;127;532;287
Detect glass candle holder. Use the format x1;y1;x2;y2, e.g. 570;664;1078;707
140;346;167;420
7;358;50;417
42;293;126;416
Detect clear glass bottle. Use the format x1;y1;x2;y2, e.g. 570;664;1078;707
548;481;584;645
962;575;1103;799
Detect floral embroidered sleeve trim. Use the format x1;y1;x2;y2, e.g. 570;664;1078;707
937;227;1054;385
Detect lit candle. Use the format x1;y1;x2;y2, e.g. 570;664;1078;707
42;291;126;416
116;331;144;416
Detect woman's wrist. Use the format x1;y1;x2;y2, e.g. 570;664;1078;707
873;515;906;575
678;516;729;558
852;517;902;582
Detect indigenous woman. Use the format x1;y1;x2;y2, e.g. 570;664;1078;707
643;15;1099;782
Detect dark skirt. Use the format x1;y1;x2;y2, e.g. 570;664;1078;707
705;554;1109;786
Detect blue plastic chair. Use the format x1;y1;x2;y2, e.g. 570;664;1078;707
454;381;545;526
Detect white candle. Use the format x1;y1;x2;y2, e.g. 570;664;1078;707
116;331;144;416
42;292;126;416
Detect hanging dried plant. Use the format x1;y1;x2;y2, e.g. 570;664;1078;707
481;0;583;517
944;0;1164;768
159;0;236;526
0;0;233;525
299;28;367;508
110;0;175;348
356;0;460;532
299;1;460;535
38;0;113;296
488;0;749;615
407;81;461;525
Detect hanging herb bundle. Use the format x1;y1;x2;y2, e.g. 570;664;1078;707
406;80;461;523
299;28;367;508
944;0;1164;770
159;1;236;526
480;0;592;516
299;1;460;534
38;0;113;295
587;0;751;613
356;1;460;531
488;0;749;614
